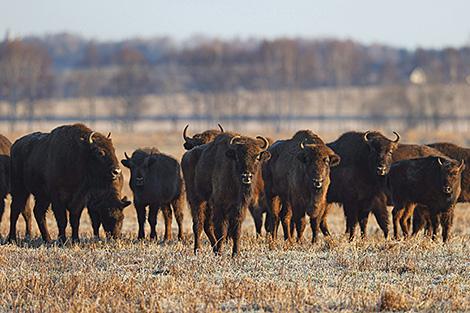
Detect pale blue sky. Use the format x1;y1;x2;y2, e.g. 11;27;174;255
1;0;469;48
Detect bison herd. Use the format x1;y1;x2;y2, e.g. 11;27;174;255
0;123;468;256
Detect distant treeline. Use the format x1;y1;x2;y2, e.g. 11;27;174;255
3;33;470;97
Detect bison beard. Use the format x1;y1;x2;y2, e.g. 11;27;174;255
194;133;269;256
8;124;130;243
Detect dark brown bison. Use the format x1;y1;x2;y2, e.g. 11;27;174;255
8;124;131;243
263;130;340;242
194;132;270;256
387;156;465;242
121;148;184;241
387;144;447;239
0;134;32;237
326;131;400;240
412;142;470;235
182;124;224;150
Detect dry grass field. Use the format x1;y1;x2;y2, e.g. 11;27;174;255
0;130;469;312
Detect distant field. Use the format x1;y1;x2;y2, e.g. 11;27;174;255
0;131;469;312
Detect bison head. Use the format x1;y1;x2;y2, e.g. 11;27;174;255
297;141;340;191
363;131;400;177
82;131;122;182
183;124;224;150
121;151;157;189
437;157;465;201
225;135;271;186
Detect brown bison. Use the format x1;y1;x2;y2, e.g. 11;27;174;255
182;124;224;150
386;144;447;239
263;130;340;242
0;134;32;237
8;124;131;243
121;148;184;240
194;132;270;256
326;131;400;240
387;156;465;242
412;142;470;235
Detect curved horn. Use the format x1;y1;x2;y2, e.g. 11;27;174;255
183;124;190;142
459;159;465;170
392;131;400;143
107;132;111;139
363;131;371;142
300;139;305;150
256;136;269;150
124;152;131;160
437;157;443;166
88;131;96;144
230;135;241;145
218;123;224;132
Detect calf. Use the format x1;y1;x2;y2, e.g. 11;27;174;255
122;148;184;240
387;156;465;242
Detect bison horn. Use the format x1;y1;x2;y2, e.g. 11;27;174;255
107;132;112;139
459;159;465;170
363;131;371;142
183;124;191;142
392;131;400;143
218;123;224;132
300;139;306;150
256;136;269;150
88;131;96;144
230;135;241;145
124;152;131;160
437;157;444;166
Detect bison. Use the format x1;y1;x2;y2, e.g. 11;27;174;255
387;156;465;242
326;131;400;240
263;130;340;242
0;134;32;237
182;124;224;150
121;148;184;241
194;132;270;256
412;142;470;235
8;124;131;243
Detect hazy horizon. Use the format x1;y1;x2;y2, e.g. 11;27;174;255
1;0;469;49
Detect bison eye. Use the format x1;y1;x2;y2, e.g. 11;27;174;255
256;154;261;161
99;150;106;157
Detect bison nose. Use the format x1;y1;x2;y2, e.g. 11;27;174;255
376;166;387;176
136;176;144;186
313;178;323;189
112;168;121;179
241;172;253;185
443;186;452;194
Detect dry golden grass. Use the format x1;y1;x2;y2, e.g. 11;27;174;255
0;131;469;312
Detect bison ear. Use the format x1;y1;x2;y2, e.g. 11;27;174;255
226;149;236;159
296;152;307;163
259;151;271;162
329;154;341;167
121;159;131;168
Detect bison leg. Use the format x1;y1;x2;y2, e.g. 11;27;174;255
249;205;263;237
319;204;332;237
213;209;228;255
344;204;358;241
70;208;84;243
430;212;439;241
267;195;281;240
148;204;159;240
88;208;101;239
203;212;216;247
401;204;415;239
171;197;184;241
280;204;293;242
412;205;426;236
33;198;51;243
162;204;173;241
52;203;68;243
371;196;389;239
292;212;307;242
0;197;5;230
392;205;405;240
229;213;244;257
135;203;146;239
440;210;454;242
310;216;321;244
8;192;29;242
358;209;370;239
192;201;206;254
21;199;33;239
